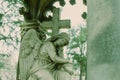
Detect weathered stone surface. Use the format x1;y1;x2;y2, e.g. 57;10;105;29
88;0;120;80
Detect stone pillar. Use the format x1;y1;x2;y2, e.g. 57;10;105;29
87;0;120;80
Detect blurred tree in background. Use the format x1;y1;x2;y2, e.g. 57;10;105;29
0;0;23;79
67;26;87;80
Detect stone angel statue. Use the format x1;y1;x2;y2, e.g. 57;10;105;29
17;21;46;80
28;32;73;80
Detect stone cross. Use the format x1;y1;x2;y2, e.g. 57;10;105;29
41;8;71;35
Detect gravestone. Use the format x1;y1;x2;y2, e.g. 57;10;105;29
88;0;120;80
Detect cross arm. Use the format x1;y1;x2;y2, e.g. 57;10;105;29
41;20;71;29
41;21;53;29
59;20;71;28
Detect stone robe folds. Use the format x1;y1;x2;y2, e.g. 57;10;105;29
28;42;72;80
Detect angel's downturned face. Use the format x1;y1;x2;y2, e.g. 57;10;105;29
54;38;68;47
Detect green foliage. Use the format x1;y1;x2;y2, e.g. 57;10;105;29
69;43;79;49
67;26;87;72
0;62;4;68
81;12;87;19
69;0;76;5
0;13;3;20
4;0;20;4
0;13;3;26
67;26;87;80
83;0;87;5
79;27;87;43
59;0;66;6
82;0;87;20
0;53;16;80
0;0;22;48
0;54;10;69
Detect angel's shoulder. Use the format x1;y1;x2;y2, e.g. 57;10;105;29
26;29;36;34
44;41;54;46
41;41;55;51
22;29;37;40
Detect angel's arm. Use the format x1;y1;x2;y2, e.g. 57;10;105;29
46;42;70;63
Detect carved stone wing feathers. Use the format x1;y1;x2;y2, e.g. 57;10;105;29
18;29;42;80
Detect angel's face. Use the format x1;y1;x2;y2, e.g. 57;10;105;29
54;38;68;47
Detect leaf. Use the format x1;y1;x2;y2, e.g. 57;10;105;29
69;0;76;5
13;21;22;24
59;0;66;6
0;54;10;57
83;0;87;5
68;51;77;55
73;37;80;43
0;13;3;20
79;27;87;43
69;44;79;49
0;13;3;26
16;37;20;45
0;22;2;26
14;0;18;3
73;63;80;70
0;62;4;68
81;12;87;19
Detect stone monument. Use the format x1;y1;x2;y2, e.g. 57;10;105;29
17;0;73;80
88;0;120;80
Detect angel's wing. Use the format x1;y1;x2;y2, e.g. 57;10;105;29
17;29;42;80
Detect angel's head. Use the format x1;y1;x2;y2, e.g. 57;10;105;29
48;32;70;47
